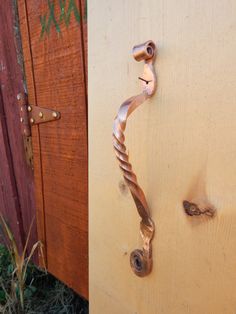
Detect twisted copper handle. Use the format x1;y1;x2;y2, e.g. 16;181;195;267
113;41;157;277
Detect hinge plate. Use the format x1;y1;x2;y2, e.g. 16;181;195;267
23;136;34;168
27;104;61;125
17;93;61;168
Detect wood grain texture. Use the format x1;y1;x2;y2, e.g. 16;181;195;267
17;0;47;267
0;93;23;250
18;0;88;298
0;1;36;251
89;1;236;313
80;0;87;89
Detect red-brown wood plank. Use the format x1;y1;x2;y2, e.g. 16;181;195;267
0;93;24;249
0;1;36;251
17;0;46;266
18;0;88;298
80;0;87;89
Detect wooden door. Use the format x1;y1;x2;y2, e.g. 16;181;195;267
90;1;236;313
17;0;88;298
0;1;36;252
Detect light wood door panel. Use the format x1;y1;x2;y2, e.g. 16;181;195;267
89;1;236;313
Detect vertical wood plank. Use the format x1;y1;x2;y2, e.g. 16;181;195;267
0;0;36;251
18;0;88;298
80;0;88;88
17;0;46;266
0;92;24;250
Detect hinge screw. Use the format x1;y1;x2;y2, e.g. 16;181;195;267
20;117;24;123
17;93;22;100
52;111;58;118
30;118;35;124
39;112;43;118
27;106;32;112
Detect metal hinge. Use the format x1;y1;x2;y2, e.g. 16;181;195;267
17;93;61;168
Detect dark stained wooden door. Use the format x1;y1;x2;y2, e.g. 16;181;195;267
17;0;88;298
0;1;36;252
0;92;25;251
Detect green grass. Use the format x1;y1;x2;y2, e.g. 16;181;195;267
0;244;88;314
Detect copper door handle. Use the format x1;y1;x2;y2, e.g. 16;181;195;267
113;41;157;277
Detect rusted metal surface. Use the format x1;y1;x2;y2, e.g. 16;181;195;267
113;40;157;277
17;93;31;137
17;92;61;168
17;92;61;128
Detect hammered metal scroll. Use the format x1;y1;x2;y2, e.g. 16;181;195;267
113;41;157;277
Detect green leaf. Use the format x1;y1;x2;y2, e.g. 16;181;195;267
7;263;14;275
0;289;6;303
24;285;37;299
24;287;33;299
15;285;19;298
30;285;37;293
